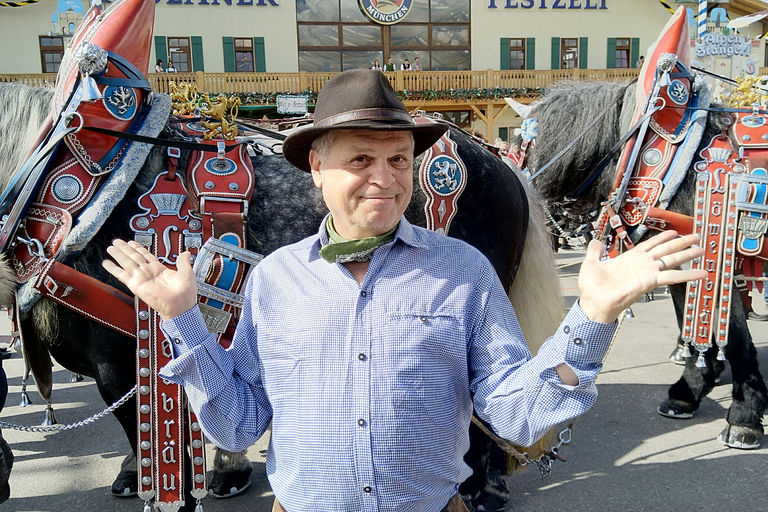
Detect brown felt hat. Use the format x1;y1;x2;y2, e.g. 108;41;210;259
282;69;449;172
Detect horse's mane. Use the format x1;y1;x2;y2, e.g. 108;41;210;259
0;83;55;191
529;81;634;213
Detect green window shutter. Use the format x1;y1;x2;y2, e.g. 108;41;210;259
500;38;510;70
551;37;560;70
607;37;616;69
579;37;588;69
526;38;535;70
631;37;640;68
222;37;235;73
254;37;266;72
499;127;508;141
191;36;204;72
154;36;167;69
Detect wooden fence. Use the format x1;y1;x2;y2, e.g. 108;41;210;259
0;68;641;96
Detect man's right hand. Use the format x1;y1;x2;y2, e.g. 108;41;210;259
103;239;198;320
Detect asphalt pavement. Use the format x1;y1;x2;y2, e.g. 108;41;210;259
0;247;766;512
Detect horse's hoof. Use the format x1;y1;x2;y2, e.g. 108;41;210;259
69;373;84;383
718;425;763;450
668;346;686;366
110;470;138;497
208;465;252;498
657;399;696;419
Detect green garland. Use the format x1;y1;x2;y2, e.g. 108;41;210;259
209;87;542;106
397;87;544;102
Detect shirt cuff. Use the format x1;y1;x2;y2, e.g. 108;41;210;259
160;306;211;355
535;300;618;389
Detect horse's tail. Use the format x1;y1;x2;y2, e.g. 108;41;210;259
504;169;568;475
509;173;565;355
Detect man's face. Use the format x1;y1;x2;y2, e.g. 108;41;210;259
309;130;414;240
388;58;393;64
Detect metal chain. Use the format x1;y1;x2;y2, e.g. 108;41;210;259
0;386;136;433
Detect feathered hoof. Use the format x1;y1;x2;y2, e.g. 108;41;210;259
111;453;138;497
668;346;686;366
657;399;697;419
718;425;763;450
208;465;252;498
110;470;138;498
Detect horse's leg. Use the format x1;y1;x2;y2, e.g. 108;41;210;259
717;292;768;449
46;316;139;496
208;448;253;498
668;283;688;365
658;284;725;418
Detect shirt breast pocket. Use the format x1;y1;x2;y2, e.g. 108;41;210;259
384;312;469;433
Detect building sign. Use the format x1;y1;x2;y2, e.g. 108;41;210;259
487;0;606;8
695;33;753;58
358;0;414;25
277;95;308;115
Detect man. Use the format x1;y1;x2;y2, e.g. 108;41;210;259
384;56;396;71
412;57;421;71
104;70;705;512
401;58;411;71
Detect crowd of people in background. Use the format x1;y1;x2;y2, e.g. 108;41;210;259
373;56;422;71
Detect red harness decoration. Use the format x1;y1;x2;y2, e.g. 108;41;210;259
131;171;207;509
418;128;467;235
682;135;742;366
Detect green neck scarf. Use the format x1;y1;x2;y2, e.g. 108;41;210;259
319;216;398;264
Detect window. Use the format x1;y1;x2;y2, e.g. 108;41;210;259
561;38;578;69
509;39;525;71
168;37;191;72
297;0;470;72
234;38;254;72
39;36;64;73
615;38;630;69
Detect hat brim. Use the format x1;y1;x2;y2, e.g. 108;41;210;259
282;120;450;173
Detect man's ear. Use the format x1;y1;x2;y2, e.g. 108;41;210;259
308;149;323;189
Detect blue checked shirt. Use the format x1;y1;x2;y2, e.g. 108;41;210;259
159;216;617;512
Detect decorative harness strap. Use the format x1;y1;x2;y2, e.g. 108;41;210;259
130;131;261;510
681;135;743;367
418;126;467;234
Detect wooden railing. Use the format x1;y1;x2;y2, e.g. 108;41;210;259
1;68;641;98
0;73;57;88
147;69;640;96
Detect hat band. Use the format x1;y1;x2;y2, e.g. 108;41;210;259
314;108;415;129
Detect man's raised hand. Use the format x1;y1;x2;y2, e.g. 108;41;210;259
578;231;707;324
103;239;198;320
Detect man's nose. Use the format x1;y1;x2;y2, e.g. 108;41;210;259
368;160;396;187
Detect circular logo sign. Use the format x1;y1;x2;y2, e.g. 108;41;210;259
358;0;414;25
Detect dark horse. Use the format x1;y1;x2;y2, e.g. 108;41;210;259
0;81;564;511
527;80;768;449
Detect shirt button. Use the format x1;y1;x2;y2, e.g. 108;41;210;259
174;338;181;344
363;486;372;493
357;419;366;427
360;291;367;298
563;326;570;334
358;353;366;361
573;337;584;345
